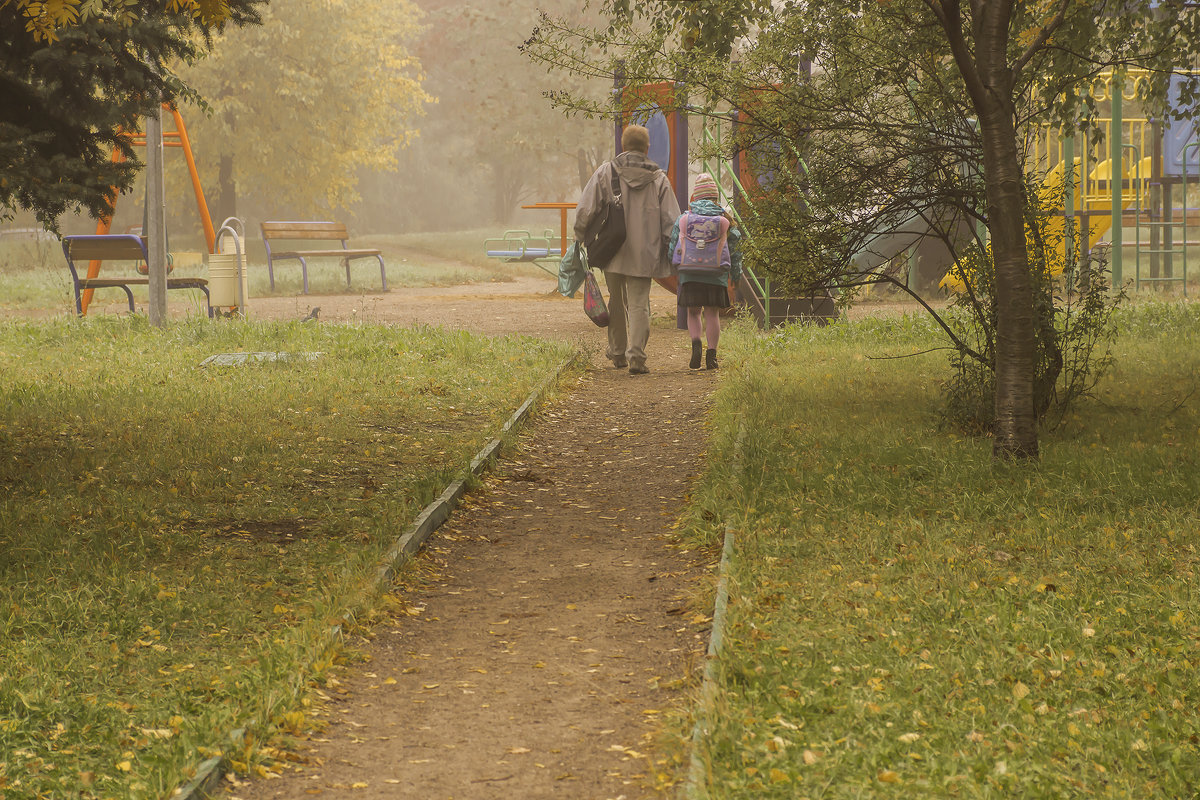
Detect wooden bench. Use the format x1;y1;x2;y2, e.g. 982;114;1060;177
62;234;211;317
260;221;387;294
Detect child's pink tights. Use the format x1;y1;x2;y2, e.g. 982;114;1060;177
686;306;721;349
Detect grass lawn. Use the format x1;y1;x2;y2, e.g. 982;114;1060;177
0;317;573;798
681;302;1200;798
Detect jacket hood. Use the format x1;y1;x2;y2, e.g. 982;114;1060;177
688;199;726;216
613;151;664;188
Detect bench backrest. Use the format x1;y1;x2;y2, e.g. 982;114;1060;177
62;234;148;262
260;221;349;242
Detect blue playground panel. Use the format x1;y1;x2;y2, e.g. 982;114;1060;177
1163;74;1200;177
633;105;672;173
485;248;562;259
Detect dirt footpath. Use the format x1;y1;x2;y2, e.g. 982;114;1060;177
243;274;679;339
225;278;718;799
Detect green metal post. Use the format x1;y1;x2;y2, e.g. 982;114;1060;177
1110;73;1123;287
1185;142;1198;298
1063;133;1075;271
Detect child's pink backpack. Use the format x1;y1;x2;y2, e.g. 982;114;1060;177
673;212;731;276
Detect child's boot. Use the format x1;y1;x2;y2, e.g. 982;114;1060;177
706;348;719;370
689;339;703;370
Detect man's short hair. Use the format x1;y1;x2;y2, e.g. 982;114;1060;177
621;125;650;153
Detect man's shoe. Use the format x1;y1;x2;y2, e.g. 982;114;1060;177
689;339;702;370
611;357;628;369
629;364;650;375
705;349;718;370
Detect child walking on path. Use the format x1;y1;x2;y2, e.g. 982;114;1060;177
669;173;743;370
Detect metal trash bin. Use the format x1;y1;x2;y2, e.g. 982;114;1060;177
209;217;249;313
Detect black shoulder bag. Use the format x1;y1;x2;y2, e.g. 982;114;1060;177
583;164;626;269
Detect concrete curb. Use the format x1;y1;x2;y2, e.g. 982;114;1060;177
172;351;580;799
682;424;744;800
683;523;735;800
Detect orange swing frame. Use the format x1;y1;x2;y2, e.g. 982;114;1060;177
81;104;216;315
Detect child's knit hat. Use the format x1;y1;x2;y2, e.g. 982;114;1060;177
691;172;720;202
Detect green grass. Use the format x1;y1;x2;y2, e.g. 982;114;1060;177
0;317;573;799
0;228;552;312
681;303;1200;798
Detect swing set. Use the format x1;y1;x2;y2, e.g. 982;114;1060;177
77;103;217;315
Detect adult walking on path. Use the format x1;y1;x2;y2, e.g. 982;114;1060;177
228;334;717;800
575;124;681;375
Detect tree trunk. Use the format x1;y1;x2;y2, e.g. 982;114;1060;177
978;98;1038;459
214;111;237;224
492;160;525;224
215;152;236;225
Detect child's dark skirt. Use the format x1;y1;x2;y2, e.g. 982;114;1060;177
678;282;731;309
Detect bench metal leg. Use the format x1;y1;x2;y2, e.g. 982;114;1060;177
342;258;351;289
72;285;135;315
267;257;275;291
299;256;309;294
377;255;388;291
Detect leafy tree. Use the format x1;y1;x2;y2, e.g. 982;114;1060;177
7;0;241;42
173;0;431;222
526;0;1200;460
0;0;262;228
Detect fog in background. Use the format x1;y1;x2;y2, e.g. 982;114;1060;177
24;0;611;245
351;0;612;233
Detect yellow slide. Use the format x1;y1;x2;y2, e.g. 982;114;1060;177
940;155;1148;291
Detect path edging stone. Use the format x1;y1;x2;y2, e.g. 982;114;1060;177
683;424;744;799
171;351;580;799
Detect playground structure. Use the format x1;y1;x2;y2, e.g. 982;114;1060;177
1028;70;1199;294
934;70;1200;294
